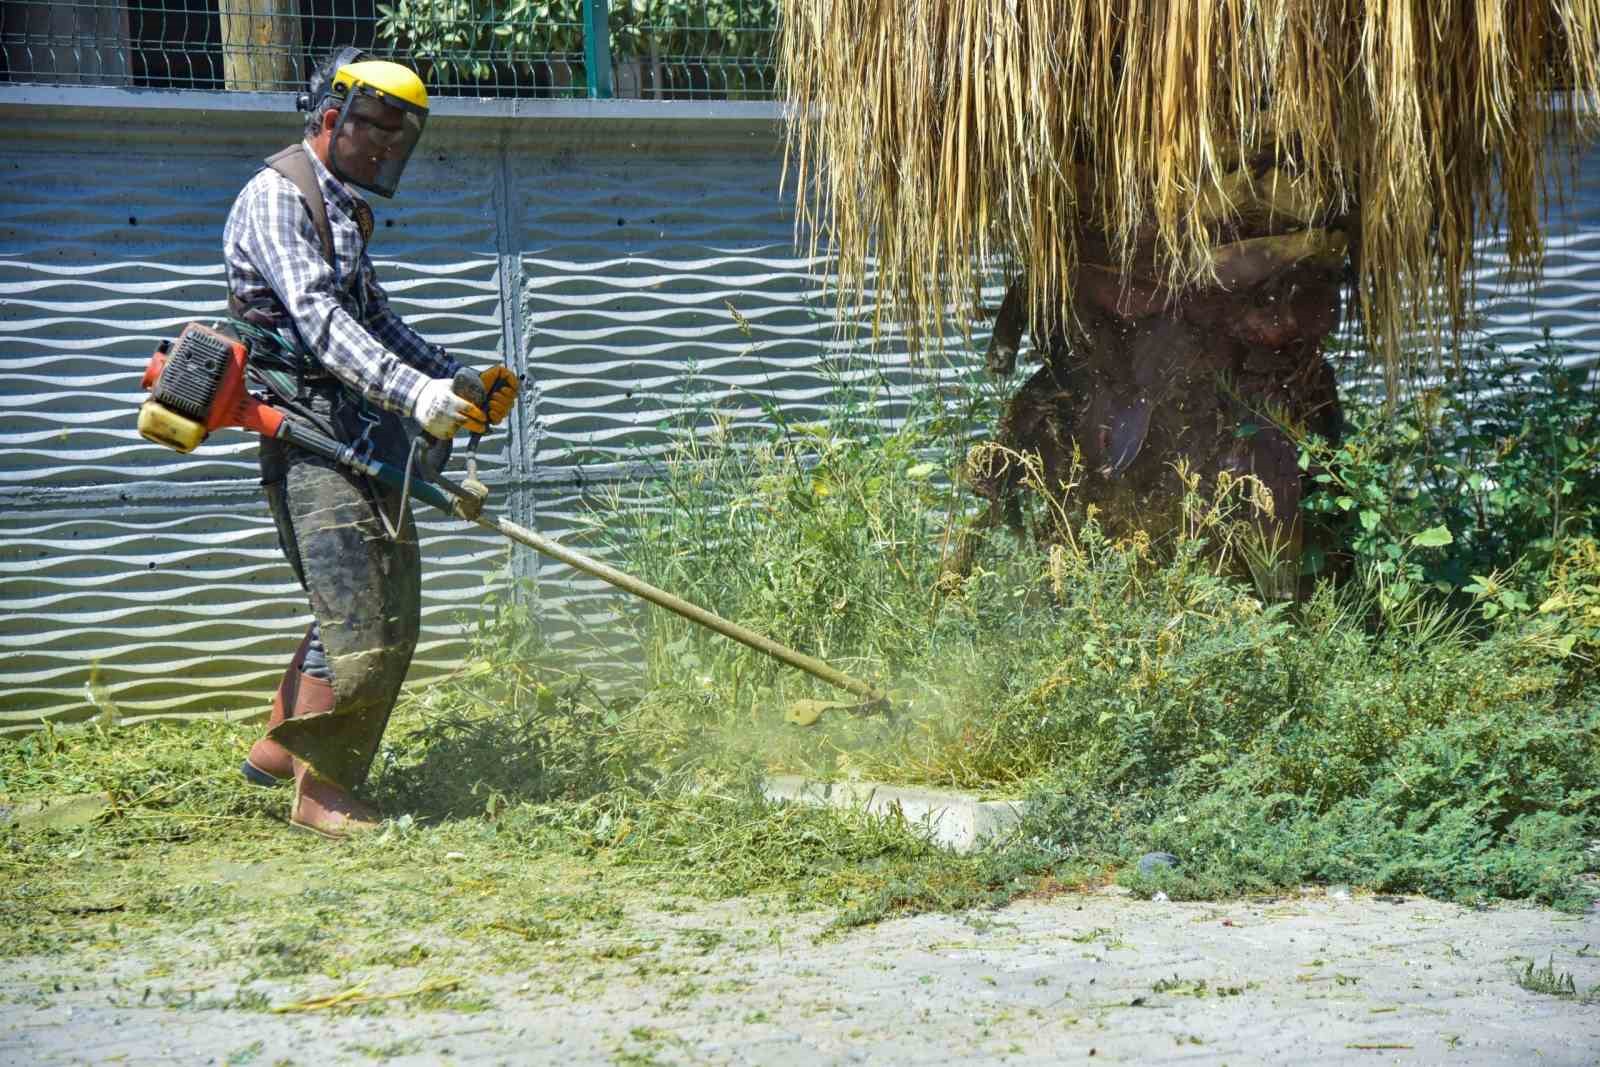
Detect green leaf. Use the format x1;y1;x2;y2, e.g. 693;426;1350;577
1499;590;1531;612
905;462;937;480
1359;509;1380;532
1411;525;1454;548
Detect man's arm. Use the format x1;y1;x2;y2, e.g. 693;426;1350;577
359;254;523;427
233;174;454;416
358;264;460;380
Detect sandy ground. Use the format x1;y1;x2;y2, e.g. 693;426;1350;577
2;885;1596;1066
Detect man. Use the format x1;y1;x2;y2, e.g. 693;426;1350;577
224;48;520;838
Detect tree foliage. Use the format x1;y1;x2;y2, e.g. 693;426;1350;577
376;0;776;83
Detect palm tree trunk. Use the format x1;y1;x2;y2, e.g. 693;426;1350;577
968;198;1348;597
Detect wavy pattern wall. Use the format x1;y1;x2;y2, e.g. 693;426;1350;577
1475;149;1600;356
1;90;1596;733
0;93;946;732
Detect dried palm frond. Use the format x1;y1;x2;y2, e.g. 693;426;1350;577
779;0;1600;391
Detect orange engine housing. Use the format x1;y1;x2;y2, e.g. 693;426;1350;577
139;323;284;451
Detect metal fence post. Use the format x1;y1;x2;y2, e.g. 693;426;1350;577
583;0;613;99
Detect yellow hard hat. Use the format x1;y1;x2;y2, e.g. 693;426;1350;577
313;52;429;198
333;59;429;115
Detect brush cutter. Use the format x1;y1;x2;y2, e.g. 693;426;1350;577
138;322;889;715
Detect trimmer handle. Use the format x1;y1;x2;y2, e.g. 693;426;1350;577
457;367;513;448
449;366;503;518
420;368;487;449
451;367;488;410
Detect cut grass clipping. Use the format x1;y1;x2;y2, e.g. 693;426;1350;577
5;378;1599;973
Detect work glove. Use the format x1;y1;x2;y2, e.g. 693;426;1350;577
480;366;520;425
413;377;486;439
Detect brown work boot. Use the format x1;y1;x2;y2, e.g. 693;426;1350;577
241;631;312;787
279;674;382;839
289;759;381;840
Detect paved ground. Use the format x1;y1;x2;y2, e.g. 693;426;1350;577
2;887;1597;1066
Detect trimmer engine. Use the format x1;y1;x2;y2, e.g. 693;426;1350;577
138;322;283;452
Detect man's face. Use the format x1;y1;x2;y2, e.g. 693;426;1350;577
327;97;408;187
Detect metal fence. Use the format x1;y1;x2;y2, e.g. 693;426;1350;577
0;0;777;99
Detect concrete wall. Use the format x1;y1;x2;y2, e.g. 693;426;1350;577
1;86;1596;733
0;88;901;731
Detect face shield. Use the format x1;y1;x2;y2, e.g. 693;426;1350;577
328;87;427;199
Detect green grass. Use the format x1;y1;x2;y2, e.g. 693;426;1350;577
585;382;1600;910
4;368;1599;988
0;693;1070;985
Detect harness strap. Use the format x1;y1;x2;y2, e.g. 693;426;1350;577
264;144;336;268
230;144;339;393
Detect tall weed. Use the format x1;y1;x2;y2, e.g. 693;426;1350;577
1298;333;1600;604
591;357;1600;909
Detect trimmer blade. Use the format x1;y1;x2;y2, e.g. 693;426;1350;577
784;697;894;726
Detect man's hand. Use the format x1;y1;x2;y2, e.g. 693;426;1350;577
480;366;520;425
413;377;486;438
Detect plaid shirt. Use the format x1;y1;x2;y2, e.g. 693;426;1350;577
223;141;459;417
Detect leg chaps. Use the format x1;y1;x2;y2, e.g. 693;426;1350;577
259;437;421;791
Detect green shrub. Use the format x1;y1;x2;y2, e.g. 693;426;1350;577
591;358;1600;909
1298;333;1600;600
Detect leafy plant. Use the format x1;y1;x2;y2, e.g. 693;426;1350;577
375;0;777;86
376;0;586;84
608;0;777;61
1296;333;1600;610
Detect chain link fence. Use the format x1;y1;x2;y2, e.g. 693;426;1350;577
0;0;777;99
